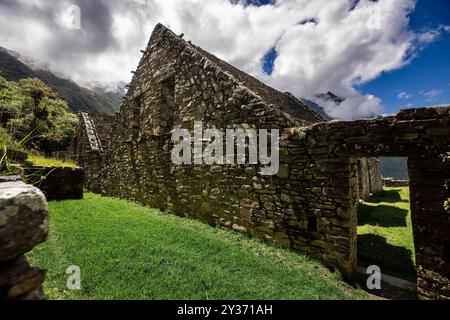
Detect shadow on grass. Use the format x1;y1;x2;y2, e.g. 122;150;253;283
358;203;408;227
367;189;408;204
358;234;416;282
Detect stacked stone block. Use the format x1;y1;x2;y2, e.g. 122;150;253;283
409;158;450;299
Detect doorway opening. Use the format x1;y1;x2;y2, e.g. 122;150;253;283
356;157;416;297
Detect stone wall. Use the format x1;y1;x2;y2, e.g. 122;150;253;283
383;178;409;187
104;101;450;297
89;113;115;150
409;158;450;299
102;24;354;276
357;158;384;199
0;179;48;300
22;166;84;201
98;23;450;298
102;23;309;206
297;106;450;299
72;113;111;193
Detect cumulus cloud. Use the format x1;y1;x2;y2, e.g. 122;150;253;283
0;0;446;119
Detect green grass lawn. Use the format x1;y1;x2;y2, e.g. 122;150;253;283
28;154;78;168
27;193;371;300
357;187;416;282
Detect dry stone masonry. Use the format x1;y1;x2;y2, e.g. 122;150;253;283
72;112;113;193
0;178;48;300
296;107;450;299
358;157;383;200
75;24;450;299
383;177;409;187
22;166;84;201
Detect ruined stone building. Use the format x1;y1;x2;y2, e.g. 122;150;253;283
74;24;450;299
72;113;114;193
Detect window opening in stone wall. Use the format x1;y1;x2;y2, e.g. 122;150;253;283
160;75;177;135
131;95;141;139
307;217;318;232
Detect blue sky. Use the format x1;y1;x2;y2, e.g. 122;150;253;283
357;0;450;114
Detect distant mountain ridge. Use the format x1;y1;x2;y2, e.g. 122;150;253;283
378;157;409;180
295;96;333;120
0;46;122;115
316;91;346;105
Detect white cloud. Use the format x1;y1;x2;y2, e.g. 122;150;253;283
440;24;450;33
423;89;443;101
0;0;446;119
416;29;440;44
397;91;412;99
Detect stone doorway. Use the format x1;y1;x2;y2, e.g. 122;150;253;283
353;154;449;300
356;157;417;298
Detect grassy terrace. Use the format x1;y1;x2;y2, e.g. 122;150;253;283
28;193;371;300
357;187;416;282
28;154;78;168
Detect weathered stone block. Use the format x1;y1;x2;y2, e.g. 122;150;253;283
239;198;260;209
276;165;290;179
0;181;48;262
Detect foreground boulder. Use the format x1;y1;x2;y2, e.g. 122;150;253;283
0;179;48;300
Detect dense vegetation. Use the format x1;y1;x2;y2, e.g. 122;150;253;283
0;75;78;153
358;187;415;282
27;193;371;300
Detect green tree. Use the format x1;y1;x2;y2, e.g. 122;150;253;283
0;76;78;153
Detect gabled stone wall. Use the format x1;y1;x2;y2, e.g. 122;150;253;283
89;113;115;150
101;24;358;276
72;112;113;193
102;24;306;205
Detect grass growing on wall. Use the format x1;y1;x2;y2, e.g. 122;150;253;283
27;193;372;300
357;187;416;282
28;154;77;168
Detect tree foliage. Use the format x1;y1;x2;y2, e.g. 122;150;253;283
0;76;78;153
